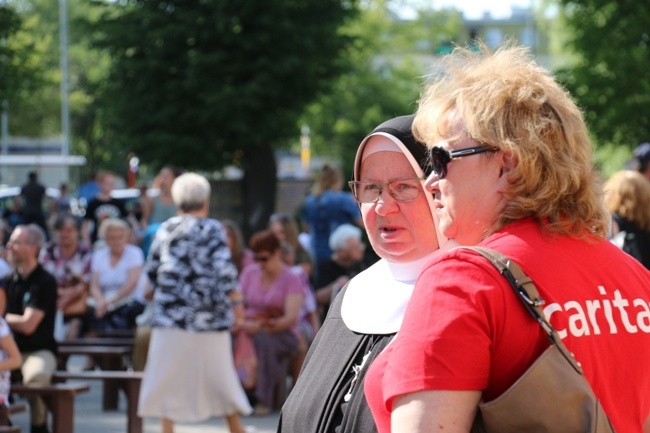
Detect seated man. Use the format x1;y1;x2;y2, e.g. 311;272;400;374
5;224;57;433
314;224;367;319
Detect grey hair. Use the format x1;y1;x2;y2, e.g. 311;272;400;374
329;224;362;252
171;172;211;212
16;224;46;253
98;218;130;240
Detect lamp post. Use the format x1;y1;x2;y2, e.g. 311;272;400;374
1;0;9;182
59;0;70;158
300;125;311;178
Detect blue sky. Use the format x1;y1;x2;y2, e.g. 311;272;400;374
399;0;534;20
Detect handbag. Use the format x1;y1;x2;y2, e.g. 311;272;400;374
59;276;88;317
463;247;616;433
233;330;258;390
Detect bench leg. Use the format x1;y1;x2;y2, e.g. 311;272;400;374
44;393;75;433
57;354;70;371
123;379;143;433
102;380;120;411
100;356;122;411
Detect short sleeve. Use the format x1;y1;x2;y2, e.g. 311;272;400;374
26;271;57;313
381;253;501;405
0;319;10;339
382;249;545;407
126;245;145;268
90;249;103;273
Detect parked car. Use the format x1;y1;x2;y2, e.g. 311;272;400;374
0;185;82;219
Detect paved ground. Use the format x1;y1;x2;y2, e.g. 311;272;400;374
10;356;280;433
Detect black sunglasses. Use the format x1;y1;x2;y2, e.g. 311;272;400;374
253;255;271;263
429;145;496;179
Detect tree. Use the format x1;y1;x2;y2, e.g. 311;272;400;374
302;1;461;178
0;3;46;133
555;0;650;148
2;0;119;177
92;0;358;235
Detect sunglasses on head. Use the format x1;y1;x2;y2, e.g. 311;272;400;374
428;145;497;179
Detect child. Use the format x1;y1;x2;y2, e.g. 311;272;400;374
0;282;22;425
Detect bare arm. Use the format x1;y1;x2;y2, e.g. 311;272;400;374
391;390;481;433
81;219;91;244
265;293;303;332
0;290;6;317
89;271;108;318
0;334;21;371
315;275;349;306
228;291;245;330
107;266;141;305
139;197;153;229
6;307;46;336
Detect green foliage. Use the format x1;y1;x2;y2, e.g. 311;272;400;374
2;0;120;176
0;3;47;125
555;0;650;149
92;0;358;171
594;141;632;179
302;1;460;177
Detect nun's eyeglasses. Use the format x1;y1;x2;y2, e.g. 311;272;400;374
348;177;423;203
429;145;497;179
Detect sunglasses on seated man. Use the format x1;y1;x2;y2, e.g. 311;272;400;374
428;145;498;180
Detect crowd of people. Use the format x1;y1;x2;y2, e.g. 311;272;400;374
0;160;371;432
1;41;650;433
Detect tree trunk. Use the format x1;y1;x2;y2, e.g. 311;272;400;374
242;143;277;240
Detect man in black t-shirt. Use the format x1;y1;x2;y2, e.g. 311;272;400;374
5;224;57;433
81;171;127;245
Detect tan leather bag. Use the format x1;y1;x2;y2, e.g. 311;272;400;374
59;276;89;317
465;247;616;433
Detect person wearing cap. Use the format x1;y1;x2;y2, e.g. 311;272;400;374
628;142;650;182
277;115;445;433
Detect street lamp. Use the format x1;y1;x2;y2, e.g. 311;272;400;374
300;125;311;178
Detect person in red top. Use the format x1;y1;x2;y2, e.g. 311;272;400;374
365;43;650;433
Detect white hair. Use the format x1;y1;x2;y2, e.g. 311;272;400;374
171;172;211;212
329;224;362;252
98;218;130;240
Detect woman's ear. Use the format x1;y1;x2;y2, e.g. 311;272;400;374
496;150;517;189
497;150;516;177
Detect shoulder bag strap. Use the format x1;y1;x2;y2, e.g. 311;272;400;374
460;246;584;375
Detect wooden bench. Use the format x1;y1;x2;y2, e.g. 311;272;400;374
57;346;132;410
96;329;135;339
11;382;90;433
59;337;135;347
57;345;133;369
0;403;26;433
53;371;144;433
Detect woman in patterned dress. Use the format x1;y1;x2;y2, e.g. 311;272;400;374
138;172;252;433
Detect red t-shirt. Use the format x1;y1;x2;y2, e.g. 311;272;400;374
365;218;650;433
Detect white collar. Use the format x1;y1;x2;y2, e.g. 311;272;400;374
341;252;438;334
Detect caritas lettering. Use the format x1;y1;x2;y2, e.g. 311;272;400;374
543;285;650;338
